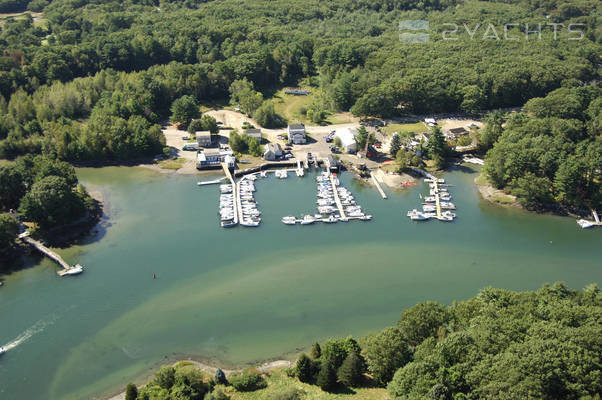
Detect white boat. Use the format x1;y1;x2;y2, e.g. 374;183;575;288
424;196;436;203
240;219;260;227
440;201;456;210
221;220;237;228
323;215;338;223
282;216;297;225
423;205;436;212
300;215;315;225
65;265;84;275
407;209;429;221
338;216;349;222
361;215;372;221
0;346;6;356
577;219;596;229
260;171;267;178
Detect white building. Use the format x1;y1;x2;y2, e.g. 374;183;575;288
287;124;306;144
334;127;358;153
263;143;283;161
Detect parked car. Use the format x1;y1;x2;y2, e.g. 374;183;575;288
181;135;190;140
325;136;333;142
284;153;294;159
277;135;285;140
284;146;292;150
216;121;223;125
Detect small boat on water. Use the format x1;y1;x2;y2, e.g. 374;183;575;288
300;215;316;225
423;204;436;212
282;216;297;225
323;215;338;223
361;215;372;221
65;264;84;275
221;220;237;228
407;209;429;221
0;346;6;356
577;219;596;229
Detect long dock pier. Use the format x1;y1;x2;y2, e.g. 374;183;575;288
370;172;387;199
222;163;239;225
20;234;82;276
434;180;442;218
330;174;347;219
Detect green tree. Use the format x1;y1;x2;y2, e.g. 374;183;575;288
125;383;138;400
247;137;262;157
427;126;448;167
333;136;342;149
18;176;86;229
0;212;18;250
364;327;412;386
389;133;401;158
228;369;266;392
170;95;200;127
398;301;449;347
229;79;263;116
152;366;176;390
0;165;25;210
479;110;504;151
200;114;219;135
214;368;227;385
295;353;313;383
228;130;248;154
317;361;337;392
311;342;321;359
187;119;204;134
460;85;484;114
253;101;279;128
337;350;364;387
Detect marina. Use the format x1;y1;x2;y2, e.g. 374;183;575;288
1;166;600;400
407;177;457;222
281;170;372;225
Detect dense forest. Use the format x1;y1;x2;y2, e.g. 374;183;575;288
482;86;601;212
0;0;599;161
0;155;96;265
123;283;602;400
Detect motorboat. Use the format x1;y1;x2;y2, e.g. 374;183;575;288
360;215;372;221
300;215;316;225
282;216;297;225
240;219;260;227
440;201;456;210
0;346;6;356
407;209;429;221
577;219;596;228
65;265;84;275
422;204;436;212
221;220;237;228
323;215;338;223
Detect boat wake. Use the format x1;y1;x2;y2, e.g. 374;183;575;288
1;311;62;353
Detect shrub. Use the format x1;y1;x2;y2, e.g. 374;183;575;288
311;342;321;359
124;383;138;400
273;388;306;400
337;351;364;387
228;369;266;392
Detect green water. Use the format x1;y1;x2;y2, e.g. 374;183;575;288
0;166;599;399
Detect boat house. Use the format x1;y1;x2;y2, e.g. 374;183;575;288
197;149;235;169
287;124;307;144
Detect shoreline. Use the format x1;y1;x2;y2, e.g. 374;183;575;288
105;357;294;400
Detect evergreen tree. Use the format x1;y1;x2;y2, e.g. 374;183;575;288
389;133;401;158
337;350;364;387
214;368;227;385
310;342;321;359
317;361;337;392
124;383;138;400
295;353;313;383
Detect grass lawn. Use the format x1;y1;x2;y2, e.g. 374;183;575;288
383;122;427;136
158;157;187;170
220;369;390;400
271;88;318;125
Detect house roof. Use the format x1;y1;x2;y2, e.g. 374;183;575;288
264;143;282;153
334;128;358;148
245;129;261;136
288;124;305;130
449;127;468;134
195;131;212;139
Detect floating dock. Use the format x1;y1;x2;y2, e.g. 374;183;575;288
222;163;238;226
20;234;83;276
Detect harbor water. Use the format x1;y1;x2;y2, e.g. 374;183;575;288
0;165;600;399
